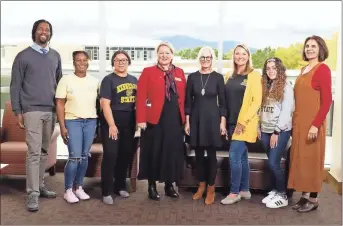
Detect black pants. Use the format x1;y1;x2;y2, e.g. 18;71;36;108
195;148;217;186
100;112;136;196
308;192;318;198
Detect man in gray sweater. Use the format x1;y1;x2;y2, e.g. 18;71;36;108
10;19;62;212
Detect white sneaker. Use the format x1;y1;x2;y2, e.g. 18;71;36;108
118;190;130;198
221;194;241;205
64;188;79;203
266;193;288;208
262;190;276;204
75;186;90;200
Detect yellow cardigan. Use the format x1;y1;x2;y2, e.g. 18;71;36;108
224;70;262;143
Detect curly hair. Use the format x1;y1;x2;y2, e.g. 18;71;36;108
261;57;287;105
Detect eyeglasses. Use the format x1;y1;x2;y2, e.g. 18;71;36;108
114;59;128;64
200;56;212;61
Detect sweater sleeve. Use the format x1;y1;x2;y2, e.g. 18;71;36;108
10;54;25;115
239;72;262;127
56;52;63;84
275;83;294;132
311;64;333;128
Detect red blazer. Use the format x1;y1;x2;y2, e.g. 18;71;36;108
136;65;186;125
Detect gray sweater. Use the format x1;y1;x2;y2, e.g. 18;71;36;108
260;81;294;133
10;47;62;115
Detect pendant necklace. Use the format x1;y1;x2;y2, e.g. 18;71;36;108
200;72;211;96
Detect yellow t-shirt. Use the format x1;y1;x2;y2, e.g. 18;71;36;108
55;74;99;120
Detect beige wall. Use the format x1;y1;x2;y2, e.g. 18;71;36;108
329;28;342;182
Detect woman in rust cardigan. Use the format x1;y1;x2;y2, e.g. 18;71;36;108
136;42;186;200
288;35;332;213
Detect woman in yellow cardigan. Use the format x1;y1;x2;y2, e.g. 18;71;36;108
221;44;262;205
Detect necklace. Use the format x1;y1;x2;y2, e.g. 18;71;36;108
200;72;211;96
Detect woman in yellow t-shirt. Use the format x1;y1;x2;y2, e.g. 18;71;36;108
55;51;99;204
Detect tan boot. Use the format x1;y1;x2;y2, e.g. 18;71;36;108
205;185;215;205
192;182;206;200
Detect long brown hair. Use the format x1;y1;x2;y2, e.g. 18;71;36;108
262;57;287;105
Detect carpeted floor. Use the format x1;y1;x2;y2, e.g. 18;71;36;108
1;173;342;225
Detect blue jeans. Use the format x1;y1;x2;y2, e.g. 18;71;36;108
64;118;97;190
260;130;291;193
227;124;250;194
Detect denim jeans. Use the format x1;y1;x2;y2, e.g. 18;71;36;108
260;130;291;193
227;124;250;194
64;118;97;190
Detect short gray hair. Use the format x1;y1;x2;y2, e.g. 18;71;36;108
197;46;216;69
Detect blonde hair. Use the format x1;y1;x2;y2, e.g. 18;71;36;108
226;44;253;80
196;46;216;70
156;41;174;64
156;41;174;54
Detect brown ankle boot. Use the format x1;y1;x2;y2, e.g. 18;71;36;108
205;185;215;205
192;182;206;200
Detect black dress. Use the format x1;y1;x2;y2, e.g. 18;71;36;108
137;87;184;183
185;71;226;149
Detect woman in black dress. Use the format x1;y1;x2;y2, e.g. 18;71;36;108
136;42;187;200
184;46;227;205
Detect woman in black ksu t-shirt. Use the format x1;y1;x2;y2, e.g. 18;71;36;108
99;50;137;205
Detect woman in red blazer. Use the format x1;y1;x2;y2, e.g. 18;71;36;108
136;42;186;200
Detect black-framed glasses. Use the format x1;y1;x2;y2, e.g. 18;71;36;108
200;56;212;61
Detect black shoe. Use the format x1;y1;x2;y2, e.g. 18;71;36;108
165;183;179;198
292;197;308;210
297;200;319;213
148;181;160;201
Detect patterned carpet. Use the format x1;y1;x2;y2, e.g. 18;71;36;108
1;173;342;225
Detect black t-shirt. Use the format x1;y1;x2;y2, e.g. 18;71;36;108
225;73;247;125
100;72;138;112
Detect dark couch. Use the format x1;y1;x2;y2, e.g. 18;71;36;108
177;138;292;191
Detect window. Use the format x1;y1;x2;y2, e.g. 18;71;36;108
131;51;135;60
84;46;100;60
106;47;110;60
148;50;152;60
144;50;147;61
136;50;142;60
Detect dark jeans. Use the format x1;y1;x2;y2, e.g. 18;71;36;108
261;130;291;193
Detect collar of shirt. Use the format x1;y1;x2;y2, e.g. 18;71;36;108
31;43;50;54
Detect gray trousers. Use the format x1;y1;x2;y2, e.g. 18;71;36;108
23;111;56;195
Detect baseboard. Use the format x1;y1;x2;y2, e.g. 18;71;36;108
327;172;342;195
323;167;330;182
